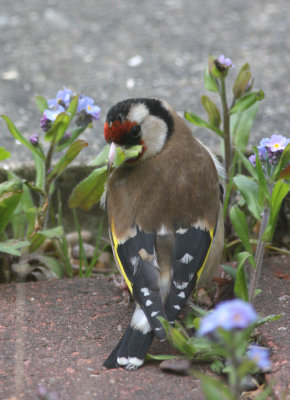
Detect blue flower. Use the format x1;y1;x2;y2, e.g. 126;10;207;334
43;105;66;122
197;299;257;336
247;345;271;370
265;134;290;153
47;87;73;109
77;96;101;120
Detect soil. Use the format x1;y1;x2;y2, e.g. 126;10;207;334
0;255;289;400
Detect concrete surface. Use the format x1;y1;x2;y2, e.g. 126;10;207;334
0;0;289;169
0;255;289;400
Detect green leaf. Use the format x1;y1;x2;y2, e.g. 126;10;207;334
252;146;270;205
235;148;258;180
210;359;225;375
0;179;23;233
29;226;64;253
279;164;290;180
0;240;30;256
201;95;221;127
193;371;234;400
34;255;63;279
231;102;260;153
146;354;183;361
208;55;223;79
272;143;290;181
69;166;108;211
232;63;252;99
229;206;255;265
0;147;11;161
229;90;264;114
185;112;224;137
263;180;290;242
7;171;36;239
32;152;46;191
233;174;261;219
56;126;87;152
89;145;110;167
204;66;219;92
1;115;45;160
47;140;88;183
234;251;250;301
221;264;236;280
35;95;49;113
44;112;71;142
167;325;195;356
123;145;143;161
66;94;79;121
256;313;281;326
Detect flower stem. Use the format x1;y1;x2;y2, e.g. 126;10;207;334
220;77;232;181
249;206;270;304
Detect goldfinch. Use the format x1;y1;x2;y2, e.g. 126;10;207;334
103;98;224;370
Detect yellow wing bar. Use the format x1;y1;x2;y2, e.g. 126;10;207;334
110;220;133;294
196;228;214;282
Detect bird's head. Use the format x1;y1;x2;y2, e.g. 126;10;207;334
104;98;174;168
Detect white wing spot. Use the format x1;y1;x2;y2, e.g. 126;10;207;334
146;299;153;307
141;287;150;296
179;253;193;264
131;307;152;334
151;311;159;317
157;225;169;236
178;291;185;298
130;256;139;266
173;281;189;290
173;305;181;310
176;228;188;234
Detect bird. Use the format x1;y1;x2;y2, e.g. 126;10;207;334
102;98;224;370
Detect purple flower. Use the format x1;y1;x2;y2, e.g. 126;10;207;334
249;154;256;166
197;299;257;336
43;105;66;122
265;134;290;153
77;96;101;120
40;114;52;132
215;54;235;71
64;131;72;139
247;345;271;370
47;87;73;109
29;134;39;146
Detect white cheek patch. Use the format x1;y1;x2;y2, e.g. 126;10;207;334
128;103;148;123
142;115;168;159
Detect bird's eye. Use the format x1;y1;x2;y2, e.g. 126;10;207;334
129;124;141;138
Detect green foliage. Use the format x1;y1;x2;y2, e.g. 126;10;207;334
0;179;23;233
1;115;45;160
0;146;11;161
69;144;142;211
185;111;224;137
0;90;100;282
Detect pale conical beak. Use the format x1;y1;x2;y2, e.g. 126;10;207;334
107;142;117;172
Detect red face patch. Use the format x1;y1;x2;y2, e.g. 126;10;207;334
104;120;137;144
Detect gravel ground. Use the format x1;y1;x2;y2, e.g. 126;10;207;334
0;256;289;400
1;0;289;169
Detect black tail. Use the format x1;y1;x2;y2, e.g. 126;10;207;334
104;325;154;370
